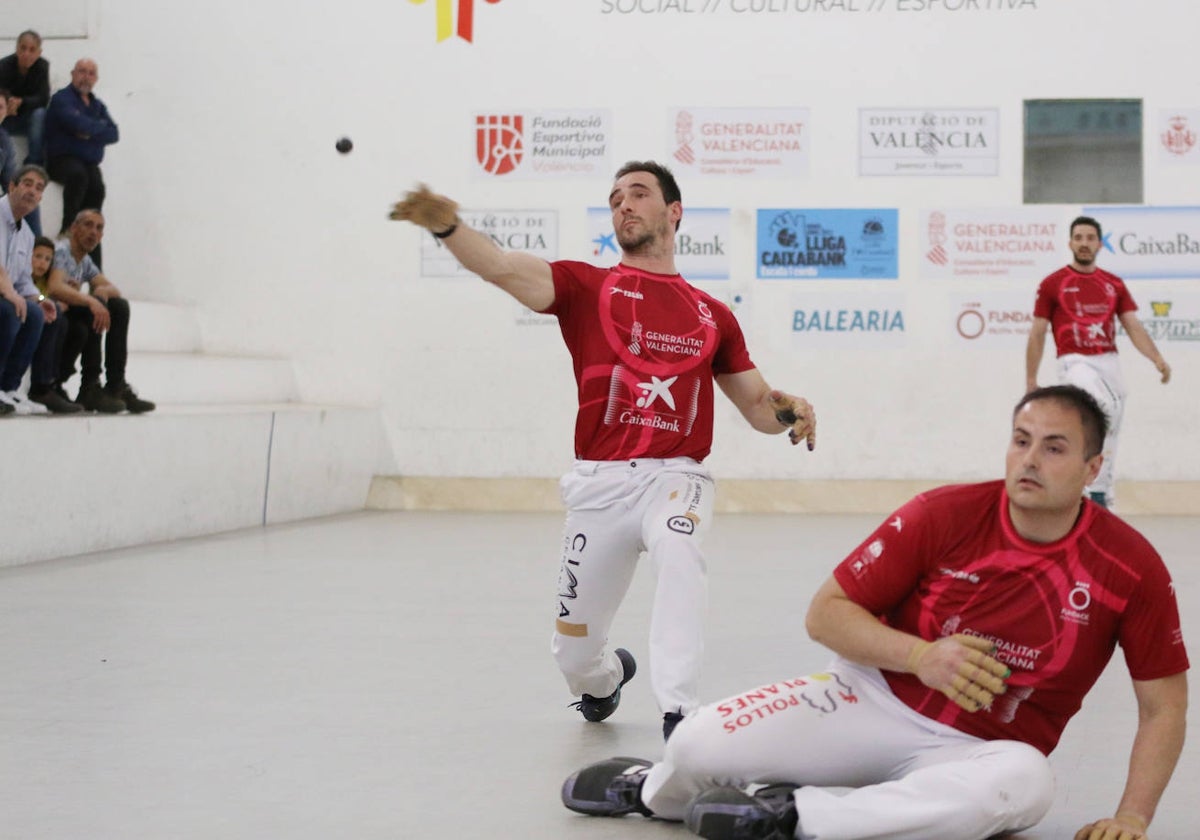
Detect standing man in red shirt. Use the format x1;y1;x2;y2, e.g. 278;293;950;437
562;385;1187;840
390;162;816;740
1025;216;1171;508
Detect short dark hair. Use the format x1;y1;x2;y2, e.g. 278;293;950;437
17;30;42;47
614;160;682;230
11;163;48;189
1013;385;1108;459
1070;215;1102;240
34;235;56;251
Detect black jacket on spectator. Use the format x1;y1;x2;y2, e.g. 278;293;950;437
0;54;50;115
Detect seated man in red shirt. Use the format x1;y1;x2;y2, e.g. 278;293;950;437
563;385;1188;840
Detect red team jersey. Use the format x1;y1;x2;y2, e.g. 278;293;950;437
546;261;755;462
834;481;1188;755
1034;266;1138;357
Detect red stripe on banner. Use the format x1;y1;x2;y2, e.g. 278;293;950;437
458;0;474;41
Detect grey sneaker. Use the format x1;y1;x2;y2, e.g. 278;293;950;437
78;381;125;414
561;756;653;817
685;784;800;839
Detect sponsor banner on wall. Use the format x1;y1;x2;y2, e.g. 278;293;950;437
1083;206;1200;279
860;108;999;176
920;207;1069;281
587;207;732;280
422;209;558;277
951;290;1036;343
1157;110;1200;165
788;289;907;347
1117;285;1200;344
669;107;809;178
472;110;611;179
757;209;898;279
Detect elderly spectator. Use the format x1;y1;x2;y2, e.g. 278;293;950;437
47;209;153;414
44;58;118;267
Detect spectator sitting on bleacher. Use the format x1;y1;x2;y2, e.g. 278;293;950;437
0;164;54;415
45;58;117;267
46;209;154;414
0;31;49;166
28;235;81;413
0;89;42;236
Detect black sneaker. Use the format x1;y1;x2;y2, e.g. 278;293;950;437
663;711;685;741
108;382;156;413
78;380;125;413
561;756;653;817
0;399;12;416
28;386;84;414
685;784;800;839
569;648;636;722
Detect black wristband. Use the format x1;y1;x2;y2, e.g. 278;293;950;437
432;219;459;239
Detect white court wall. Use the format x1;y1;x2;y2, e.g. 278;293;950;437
24;0;1200;482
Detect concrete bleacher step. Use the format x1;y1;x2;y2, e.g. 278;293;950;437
116;351;298;405
47;300;298;405
127;301;203;353
0;403;387;568
2;298;387;569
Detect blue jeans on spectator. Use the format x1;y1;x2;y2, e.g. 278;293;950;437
31;306;67;390
0;297;46;391
1;107;46;165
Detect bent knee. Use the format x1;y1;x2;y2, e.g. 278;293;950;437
660;711;737;781
988;741;1055;828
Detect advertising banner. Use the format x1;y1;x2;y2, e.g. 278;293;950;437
1082;206;1200;279
587;207;732;280
472;110;612;179
757;209;898;279
919;207;1069;281
669;107;809;178
860;108;999;176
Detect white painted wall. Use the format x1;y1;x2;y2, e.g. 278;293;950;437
27;0;1200;482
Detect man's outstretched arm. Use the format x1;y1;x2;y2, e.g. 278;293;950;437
390;184;554;312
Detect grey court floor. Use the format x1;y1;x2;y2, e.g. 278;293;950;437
1;510;1196;840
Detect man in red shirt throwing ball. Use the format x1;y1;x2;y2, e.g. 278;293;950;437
562;385;1186;840
1025;216;1171;509
390;162;816;740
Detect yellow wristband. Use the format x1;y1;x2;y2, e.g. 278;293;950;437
1114;811;1148;832
906;640;930;673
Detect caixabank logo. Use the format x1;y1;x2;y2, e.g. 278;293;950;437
409;0;502;43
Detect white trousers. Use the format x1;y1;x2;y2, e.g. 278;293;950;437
641;659;1055;840
551;458;715;715
1057;352;1125;502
